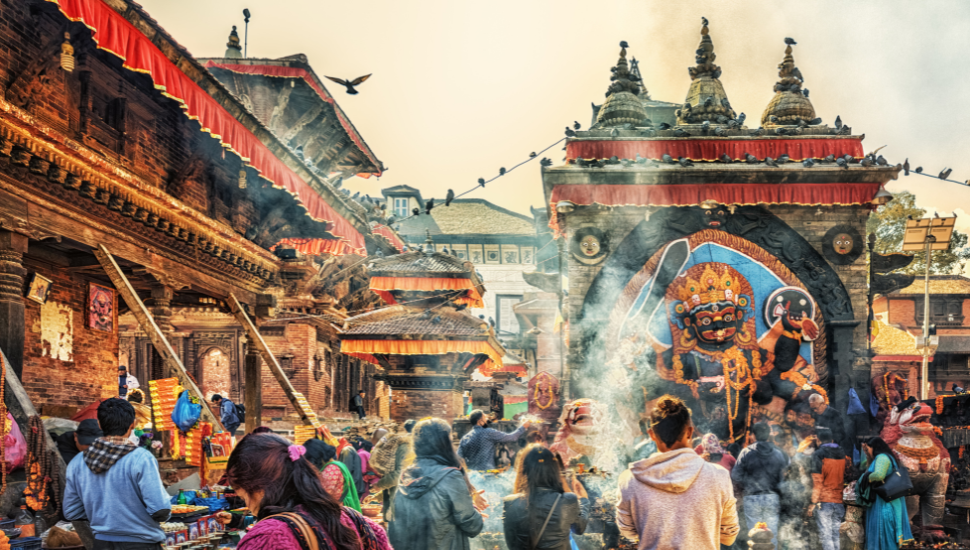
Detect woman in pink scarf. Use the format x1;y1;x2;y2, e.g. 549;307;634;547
226;433;391;550
694;433;736;472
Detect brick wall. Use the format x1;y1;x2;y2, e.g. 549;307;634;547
199;347;231;400
888;298;916;327
388;389;463;423
21;259;118;412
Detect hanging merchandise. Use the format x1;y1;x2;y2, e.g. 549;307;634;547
149;378;178;431
171;391;202;432
25;415;59;514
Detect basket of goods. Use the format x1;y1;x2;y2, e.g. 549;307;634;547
41;525;84;549
361;504;382;518
748;522;775;550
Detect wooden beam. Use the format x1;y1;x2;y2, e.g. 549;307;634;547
93;244;225;432
228;293;314;426
243;349;262;433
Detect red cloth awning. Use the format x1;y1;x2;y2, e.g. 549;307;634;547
270;238;353;257
371;224;405;252
548;183;880;236
566;138;865;162
203;62;382;178
49;0;365;253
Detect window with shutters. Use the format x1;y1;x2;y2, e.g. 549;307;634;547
394;197;408;218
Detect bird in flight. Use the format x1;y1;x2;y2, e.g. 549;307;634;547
324;74;372;95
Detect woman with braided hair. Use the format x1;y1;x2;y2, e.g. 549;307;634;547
616;395;740;550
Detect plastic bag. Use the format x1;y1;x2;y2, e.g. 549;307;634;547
171;391;201;432
3;412;27;471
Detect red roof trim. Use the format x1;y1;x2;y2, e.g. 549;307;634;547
872;355;933;362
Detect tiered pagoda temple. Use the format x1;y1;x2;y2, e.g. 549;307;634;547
544;20;899;444
339;238;505;421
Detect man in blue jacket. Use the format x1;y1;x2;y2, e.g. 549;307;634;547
457;409;530;470
211;394;241;435
64;398;171;550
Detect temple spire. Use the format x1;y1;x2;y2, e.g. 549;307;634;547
594;41;649;128
760;38;817;127
676;17;736;126
225;26;242;59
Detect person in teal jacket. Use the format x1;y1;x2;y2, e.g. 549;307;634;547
858;437;913;550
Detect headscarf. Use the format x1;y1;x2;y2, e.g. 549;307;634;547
701;433;726;456
326;459;362;513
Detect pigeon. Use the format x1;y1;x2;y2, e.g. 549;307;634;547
720;153;733;163
940;168;953;180
775;128;789;136
716;115;729;124
678;156;694;167
802;158;815;168
324;74;372;94
673;128;690;137
425;198;435;214
823;154;835;163
529;152;537;158
488;317;495;328
765;157;779;167
844;155;854;163
751;128;765;136
954;383;965;393
620;40;629;48
714;126;726;136
876;155;888;166
701;16;708;26
704;97;715;108
658;122;672;130
499;167;506;176
836;158;847;169
802;89;810;97
745;153;759;164
662;154;675;164
412;207;420;216
540;157;552;167
834;115;842;130
797;119;809;128
721;98;731;110
431;316;442;324
915;166;923;174
611;128;619;138
332;176;344;189
565;127;577;137
352;191;360;200
608;155;620;164
479;315;485;320
727;119;740;129
445;189;455;206
737;112;746;125
573;121;582;130
785;37;797;45
575;158;588;167
861;157;873;167
778;154;790;163
421;309;433;319
635;153;646;164
455;303;468;312
903;158;910;175
809;117;822;126
478;177;486;187
701;120;711;132
375;248;384;258
770;116;780;123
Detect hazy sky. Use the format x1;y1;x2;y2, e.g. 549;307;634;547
138;0;970;224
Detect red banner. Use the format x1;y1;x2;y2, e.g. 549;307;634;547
270;238;352;257
549;183;880;236
566;138;865;162
49;0;365;253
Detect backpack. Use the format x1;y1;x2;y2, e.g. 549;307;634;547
234;401;246;420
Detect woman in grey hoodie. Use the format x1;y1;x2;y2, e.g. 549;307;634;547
616;395;740;550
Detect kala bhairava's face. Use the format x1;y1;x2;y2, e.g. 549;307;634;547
685;301;741;345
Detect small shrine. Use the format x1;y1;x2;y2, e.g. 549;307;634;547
339;236;504;421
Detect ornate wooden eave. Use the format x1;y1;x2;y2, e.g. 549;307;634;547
63;0;369;236
0;96;279;289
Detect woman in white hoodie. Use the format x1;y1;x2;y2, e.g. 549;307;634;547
616;396;740;550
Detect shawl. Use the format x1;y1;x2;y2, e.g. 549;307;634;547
328;460;361;513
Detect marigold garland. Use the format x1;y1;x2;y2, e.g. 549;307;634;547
0;353;7;497
960;446;965;459
937;396;945;415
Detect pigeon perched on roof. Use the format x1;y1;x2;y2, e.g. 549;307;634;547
678;157;694;167
425;198;435;214
620;40;629;48
903;158;910;175
823;154;835;163
750;128;765;136
861;157;873;167
809;117;822;126
662;154;675;164
445;189;455;206
876;155;888;166
565;127;577;137
834;116;843;130
745;153;758;164
765;157;779;168
802;158;815;168
785;37;797;45
540;158;552;167
478;177;486;187
658;122;671;130
431;316;442;325
611;128;619;138
673;128;690;137
499;167;506;176
573;121;581;130
915;166;923;174
836;158;847;169
802;89;810;97
940;168;953;180
421;309;433;319
412;207;420;216
720;154;733;163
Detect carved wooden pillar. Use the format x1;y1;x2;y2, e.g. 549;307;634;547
150;284;175;378
243;335;262;431
0;231;28;378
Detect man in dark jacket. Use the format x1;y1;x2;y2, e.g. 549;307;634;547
211;394;241;435
458;410;529;470
732;422;789;537
53;419;103;465
352;391;366;420
809;427;846;550
503;475;590;549
809;394;847;453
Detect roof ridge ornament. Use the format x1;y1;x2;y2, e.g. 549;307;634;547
225;26;243;59
761;37;817;127
594;41;649;128
676;18;737;126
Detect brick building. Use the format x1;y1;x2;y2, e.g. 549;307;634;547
542;26;896;444
872;275;970;398
0;1;391;433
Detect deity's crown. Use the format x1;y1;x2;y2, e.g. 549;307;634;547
674;264;742;310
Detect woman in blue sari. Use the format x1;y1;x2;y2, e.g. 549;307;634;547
858;436;913;550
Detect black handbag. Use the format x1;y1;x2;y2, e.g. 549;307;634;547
874;456;914;501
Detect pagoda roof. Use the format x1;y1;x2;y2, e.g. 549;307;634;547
370;250;477;277
891;275;970;296
341;305;491;339
871;321;930;361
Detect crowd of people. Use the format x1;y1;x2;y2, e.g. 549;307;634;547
48;390;918;550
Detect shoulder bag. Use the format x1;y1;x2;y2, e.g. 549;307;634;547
874;455;914;501
530;493;562;550
267;512;320;550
